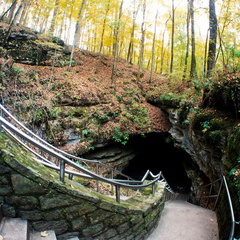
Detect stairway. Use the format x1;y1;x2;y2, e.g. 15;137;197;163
0;217;82;240
0;218;57;240
147;199;219;240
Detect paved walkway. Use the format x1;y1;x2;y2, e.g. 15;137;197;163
147;200;219;240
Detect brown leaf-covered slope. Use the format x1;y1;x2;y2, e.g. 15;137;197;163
0;23;171;153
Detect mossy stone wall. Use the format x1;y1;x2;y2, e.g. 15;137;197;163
0;132;165;240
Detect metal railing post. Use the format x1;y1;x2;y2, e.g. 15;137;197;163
213;177;223;210
68;173;73;180
60;159;65;182
206;183;213;208
96;163;99;192
116;185;120;203
223;176;236;240
152;182;156;195
111;170;114;195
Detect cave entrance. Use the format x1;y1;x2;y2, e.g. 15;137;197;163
123;133;192;193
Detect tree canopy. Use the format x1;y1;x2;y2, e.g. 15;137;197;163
1;0;239;79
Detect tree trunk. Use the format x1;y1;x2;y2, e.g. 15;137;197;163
203;29;209;76
49;0;60;35
137;0;146;81
189;0;197;79
7;0;17;23
0;0;17;22
68;0;86;71
207;0;217;77
111;0;124;85
2;3;23;47
99;0;111;54
127;0;140;64
182;0;190;81
150;10;158;82
159;17;170;74
170;0;175;73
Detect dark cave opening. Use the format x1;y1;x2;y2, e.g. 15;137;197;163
123;133;192;193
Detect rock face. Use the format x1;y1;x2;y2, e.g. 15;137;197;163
83;144;137;176
0;24;72;66
166;108;240;239
167;108;225;185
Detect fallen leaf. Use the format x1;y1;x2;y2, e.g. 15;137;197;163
210;219;213;222
41;231;49;237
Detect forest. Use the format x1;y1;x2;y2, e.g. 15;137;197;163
1;0;239;81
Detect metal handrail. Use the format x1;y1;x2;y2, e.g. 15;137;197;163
0;104;133;181
0;105;164;203
191;176;239;240
222;176;238;240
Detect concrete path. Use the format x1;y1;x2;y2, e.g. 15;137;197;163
147;200;219;240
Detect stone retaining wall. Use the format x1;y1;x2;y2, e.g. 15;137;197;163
0;132;165;240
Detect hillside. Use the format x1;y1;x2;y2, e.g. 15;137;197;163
0;22;175;152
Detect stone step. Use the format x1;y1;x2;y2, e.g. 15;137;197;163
0;218;28;240
30;230;57;240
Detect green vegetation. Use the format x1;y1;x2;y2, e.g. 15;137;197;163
226;128;240;201
112;127;130;145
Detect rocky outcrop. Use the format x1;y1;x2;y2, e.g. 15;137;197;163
0;23;72;66
167;108;225;185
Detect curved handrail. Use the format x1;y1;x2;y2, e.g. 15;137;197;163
0;104;165;203
222;176;238;240
190;176;239;240
0;116;160;188
0;104;134;181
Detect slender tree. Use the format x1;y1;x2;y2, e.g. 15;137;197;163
111;0;124;85
18;1;31;26
2;2;24;47
49;0;60;35
127;0;140;64
170;0;175;73
99;0;111;54
0;0;17;22
150;10;158;82
68;0;87;71
189;0;197;79
160;18;170;74
182;0;190;80
207;0;217;77
137;0;146;81
7;0;18;23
